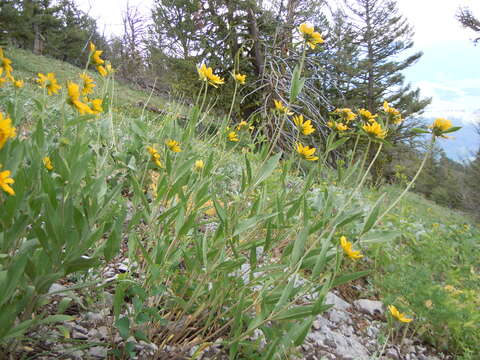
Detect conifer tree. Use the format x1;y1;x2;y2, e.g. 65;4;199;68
344;0;430;116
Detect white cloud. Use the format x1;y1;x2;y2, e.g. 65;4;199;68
396;0;480;46
413;79;480;124
77;0;152;36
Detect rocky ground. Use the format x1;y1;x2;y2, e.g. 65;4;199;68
14;269;452;360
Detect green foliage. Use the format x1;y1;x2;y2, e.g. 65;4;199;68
0;39;475;360
371;212;479;355
0;0;103;67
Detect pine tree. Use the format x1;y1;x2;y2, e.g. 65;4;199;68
344;0;430;116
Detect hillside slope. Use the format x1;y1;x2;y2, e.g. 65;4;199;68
0;47;478;359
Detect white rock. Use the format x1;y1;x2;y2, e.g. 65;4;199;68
89;346;108;358
325;292;351;311
353;299;384;316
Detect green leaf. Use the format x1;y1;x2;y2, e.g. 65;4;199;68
116;316;130;339
331;270;371;287
232;213;277;237
290;227;309;267
272;304;331;321
253;152;282;187
289;64;305;102
361;231;399;244
441;126;461;134
361;193;386;234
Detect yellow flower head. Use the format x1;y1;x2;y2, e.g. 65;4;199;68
80;73;96;95
336;122;348;131
197;64;225;87
333;108;357;122
383;101;402;124
0;166;15;196
363;121;387;139
92;50;105;65
234;73;246;85
236;121;254;131
388;305;413;323
1;56;13;74
273;99;294;116
296;142;319;161
13;79;24;89
293;115;315;135
90;99;103;114
67;82;94;115
147;146;163;167
298;23;324;49
96;65;108;77
227;131;239;142
67;81;82;104
0;112;16;149
358;108;378;122
430;118;452;136
43;156;53;171
36;73;61;95
89;42;97;53
194;160;205;171
166;139;182;152
340;236;363;260
105;62;114;75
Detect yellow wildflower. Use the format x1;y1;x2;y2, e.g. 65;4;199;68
36;73;61;95
363;121;387;139
80;73;96;95
430;118;452;136
298;23;324;49
340;236;363;260
333;108;357;122
43;157;53;171
147;146;163;167
296;142;319;161
89;42;97;53
424;299;433;309
105;63;114;75
236;121;254;131
13;79;24;88
383;101;402;124
444;285;463;296
336;122;348;131
96;65;108;77
234;73;246;85
92;50;104;65
197;64;225;87
194;160;205;171
67;81;94;115
327;120;335;128
227;131;239;142
166;139;182;152
388;305;413;323
0;166;15;196
358;108;377;122
0;77;7;87
1;56;13;75
90;99;103;114
293;115;315;135
273;99;293;116
0;112;16;149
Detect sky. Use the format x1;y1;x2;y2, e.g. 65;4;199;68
76;0;480;158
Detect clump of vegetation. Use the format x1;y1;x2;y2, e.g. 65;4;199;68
0;13;477;360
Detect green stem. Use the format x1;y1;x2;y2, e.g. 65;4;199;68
374;135;435;227
349;134;360;168
227;81;238;123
